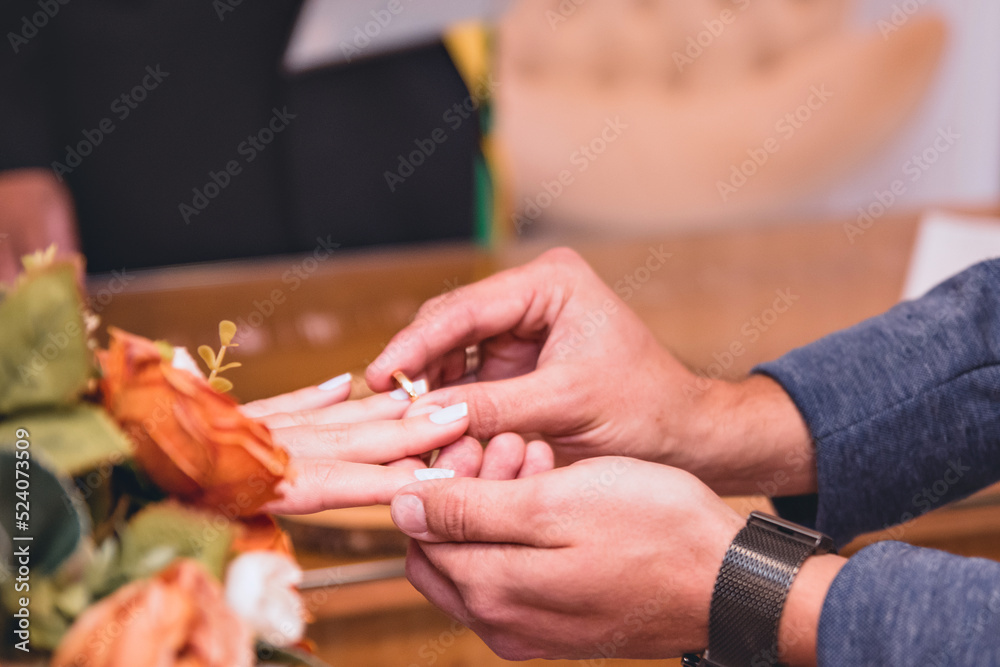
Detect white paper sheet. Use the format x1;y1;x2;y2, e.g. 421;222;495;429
284;0;509;73
901;210;1000;300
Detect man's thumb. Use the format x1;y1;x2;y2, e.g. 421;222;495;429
391;478;543;545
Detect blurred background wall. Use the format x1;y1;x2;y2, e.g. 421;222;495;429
493;0;999;236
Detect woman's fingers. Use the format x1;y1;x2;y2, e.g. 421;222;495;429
255;383;426;428
384;437;484;476
386;457;426;471
265;460;428;513
267;438;483;514
270;402;470;463
240;372;353;418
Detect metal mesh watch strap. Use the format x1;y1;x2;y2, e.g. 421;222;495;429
683;511;834;667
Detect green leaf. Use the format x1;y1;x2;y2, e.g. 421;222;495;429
216;362;242;372
0;451;89;575
209;377;233;393
118;502;234;584
219;320;238;347
256;640;333;667
54;581;90;618
0;404;131;477
0;263;91;415
13;577;71;650
84;537;120;596
198;344;217;369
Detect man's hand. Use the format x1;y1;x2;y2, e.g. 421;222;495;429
393;457;842;664
367;247;700;465
0;168;80;282
368;247;816;496
391;457;745;660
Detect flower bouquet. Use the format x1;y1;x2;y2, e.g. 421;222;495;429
0;249;326;667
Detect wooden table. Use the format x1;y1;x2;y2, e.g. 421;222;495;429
89;211;1000;666
90;214;917;402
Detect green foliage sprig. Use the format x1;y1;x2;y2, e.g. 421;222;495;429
198;320;241;393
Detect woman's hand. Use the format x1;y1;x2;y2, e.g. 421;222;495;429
240;375;553;513
241;375;473;513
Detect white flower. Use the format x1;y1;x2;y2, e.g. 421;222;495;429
224;551;306;646
171;346;207;379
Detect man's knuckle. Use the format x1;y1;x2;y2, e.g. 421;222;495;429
441;489;470;541
540;245;582;268
416;290;456;322
469;390;502;436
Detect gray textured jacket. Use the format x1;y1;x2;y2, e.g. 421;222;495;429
756;258;1000;665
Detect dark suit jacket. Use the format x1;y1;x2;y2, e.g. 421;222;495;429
1;0;478;272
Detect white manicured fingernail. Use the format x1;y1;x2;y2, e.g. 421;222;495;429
318;373;352;391
414;468;455;481
390;379;428;400
429;402;468;425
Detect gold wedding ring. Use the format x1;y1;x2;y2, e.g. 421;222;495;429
392;371;419;402
463;344;481;377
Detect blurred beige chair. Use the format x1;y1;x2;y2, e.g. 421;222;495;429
495;0;946;234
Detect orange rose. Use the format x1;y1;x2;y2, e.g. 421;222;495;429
52;559;254;667
99;328;289;516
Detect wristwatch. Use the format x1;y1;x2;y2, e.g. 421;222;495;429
681;511;835;667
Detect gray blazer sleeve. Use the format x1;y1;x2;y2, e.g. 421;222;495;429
754;258;1000;546
817;541;1000;665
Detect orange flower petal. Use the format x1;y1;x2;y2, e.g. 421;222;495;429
52;559;253;667
99;328;289;516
